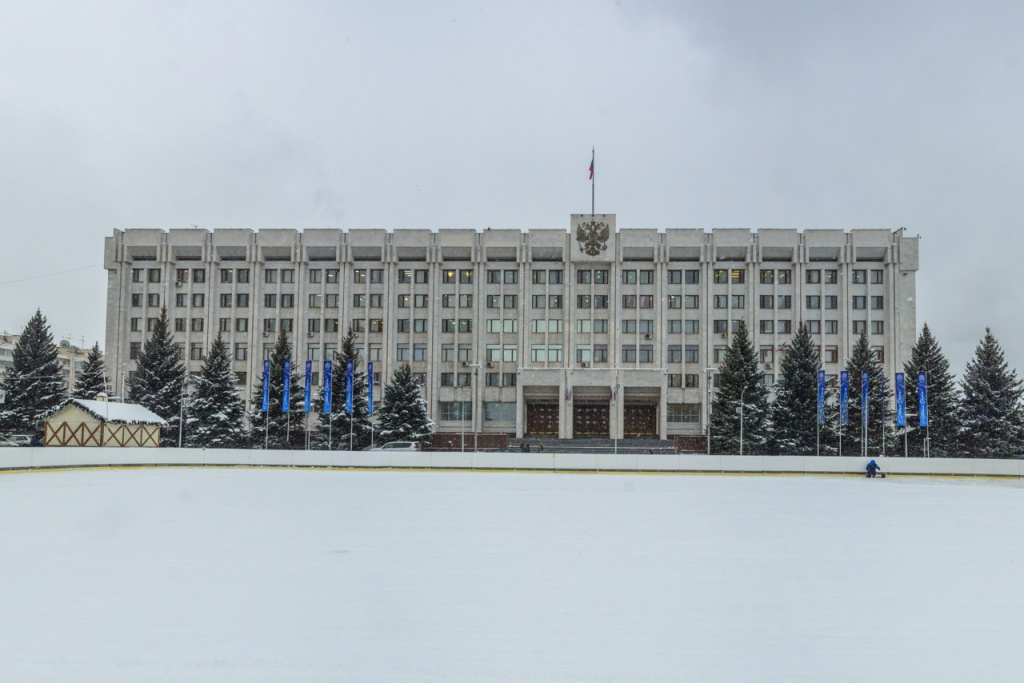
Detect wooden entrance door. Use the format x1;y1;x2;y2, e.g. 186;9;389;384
526;402;559;435
624;405;657;437
573;402;610;436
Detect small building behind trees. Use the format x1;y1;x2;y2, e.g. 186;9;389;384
43;396;167;447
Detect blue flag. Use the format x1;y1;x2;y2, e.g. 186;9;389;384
323;361;333;414
261;360;270;413
304;360;312;413
283;360;291;413
839;371;849;426
918;372;928;427
817;370;825;425
861;371;869;428
367;362;374;416
895;373;906;427
345;361;354;415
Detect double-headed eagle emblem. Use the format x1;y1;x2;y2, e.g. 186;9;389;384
576;220;609;256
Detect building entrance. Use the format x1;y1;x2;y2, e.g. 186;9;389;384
623;404;658;437
526;402;559;435
573;401;610;437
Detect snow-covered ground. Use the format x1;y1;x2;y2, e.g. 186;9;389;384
1;467;1022;682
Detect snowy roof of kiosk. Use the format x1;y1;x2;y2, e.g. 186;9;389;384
47;399;168;426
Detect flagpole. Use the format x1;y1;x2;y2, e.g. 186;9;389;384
590;147;595;215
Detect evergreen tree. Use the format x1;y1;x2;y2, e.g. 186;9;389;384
184;334;246;448
377;363;434;447
247;328;305;449
709;322;770;454
72;342;109;400
315;326;373;450
769;324;837;455
841;333;896;458
960;328;1024;458
0;310;66;438
903;323;961;457
127;308;186;447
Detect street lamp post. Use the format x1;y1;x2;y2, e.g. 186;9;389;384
737;384;748;456
704;368;716;455
461;363;481;452
177;377;189;448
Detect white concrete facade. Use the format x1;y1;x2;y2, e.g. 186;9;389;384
103;217;919;440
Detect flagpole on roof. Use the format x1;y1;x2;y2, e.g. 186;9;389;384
590;147;595;215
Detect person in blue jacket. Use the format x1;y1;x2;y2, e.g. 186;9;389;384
866;459;882;478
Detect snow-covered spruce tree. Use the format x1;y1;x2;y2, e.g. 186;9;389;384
960;328;1024;458
71;342;109;400
184;334;246;449
0;310;66;438
903;323;961;457
841;333;897;458
710;322;770;454
315;325;373;450
769;324;837;455
377;363;434;447
127;308;186;447
247;327;305;449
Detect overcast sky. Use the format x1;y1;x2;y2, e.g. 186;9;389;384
2;0;1022;376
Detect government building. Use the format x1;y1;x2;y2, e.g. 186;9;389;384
103;216;919;441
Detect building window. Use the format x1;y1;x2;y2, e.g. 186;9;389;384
806;270;821;284
667;345;682;363
622;270;637;285
532;295;546;309
713;295;728;309
325;319;339;333
594;295;609;309
577;295;591;309
308;319;321;334
234;344;248;361
668;374;683;388
686;374;700;388
852;270;867;284
190;344;203;360
353;269;366;284
370;269;383;284
622;320;637;334
131;269;143;283
413;344;427;361
805;320;821;334
176;268;189;284
577;270;592;284
639;295;654;308
713;319;727;334
731;269;745;284
281;319;293;332
326;269;340;283
806;295;821;309
824;295;838;309
824;270;838;284
685;320;699;334
190;293;204;308
759;295;773;309
872;347;885;362
280;269;294;283
130;342;141;359
872;320;885;334
667;403;701;423
777;295;792;309
824;346;839;363
309;294;322;309
871;269;884;284
760;320;774;334
621;345;637;363
853;320;867;335
442;294;455;308
593;345;608;363
132;293;143;307
280;294;293;308
730;295;744;308
148;293;161;307
264;319;276;334
685;270;700;284
236;293;249;308
639;270;654;285
778;320;792;334
414;294;429;308
148;268;161;283
265;269;278;283
852;296;866;309
871;296;884;310
668;295;682;309
219;293;232;308
548;295;562;309
760;269;775;284
264;294;277;308
825;320;838;334
685;295;699;309
439;402;472;421
714;269;728;284
594;269;609;284
459;294;473;307
236;318;248;332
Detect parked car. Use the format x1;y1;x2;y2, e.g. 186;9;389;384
4;435;31;447
369;441;421;451
0;437;20;447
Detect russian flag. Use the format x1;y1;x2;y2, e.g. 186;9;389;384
588;158;594;180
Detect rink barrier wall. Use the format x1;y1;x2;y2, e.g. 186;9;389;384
0;448;1023;477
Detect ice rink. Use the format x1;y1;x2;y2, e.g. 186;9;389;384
1;466;1022;682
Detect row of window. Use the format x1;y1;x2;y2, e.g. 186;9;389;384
134;313;887;339
135;265;888;289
